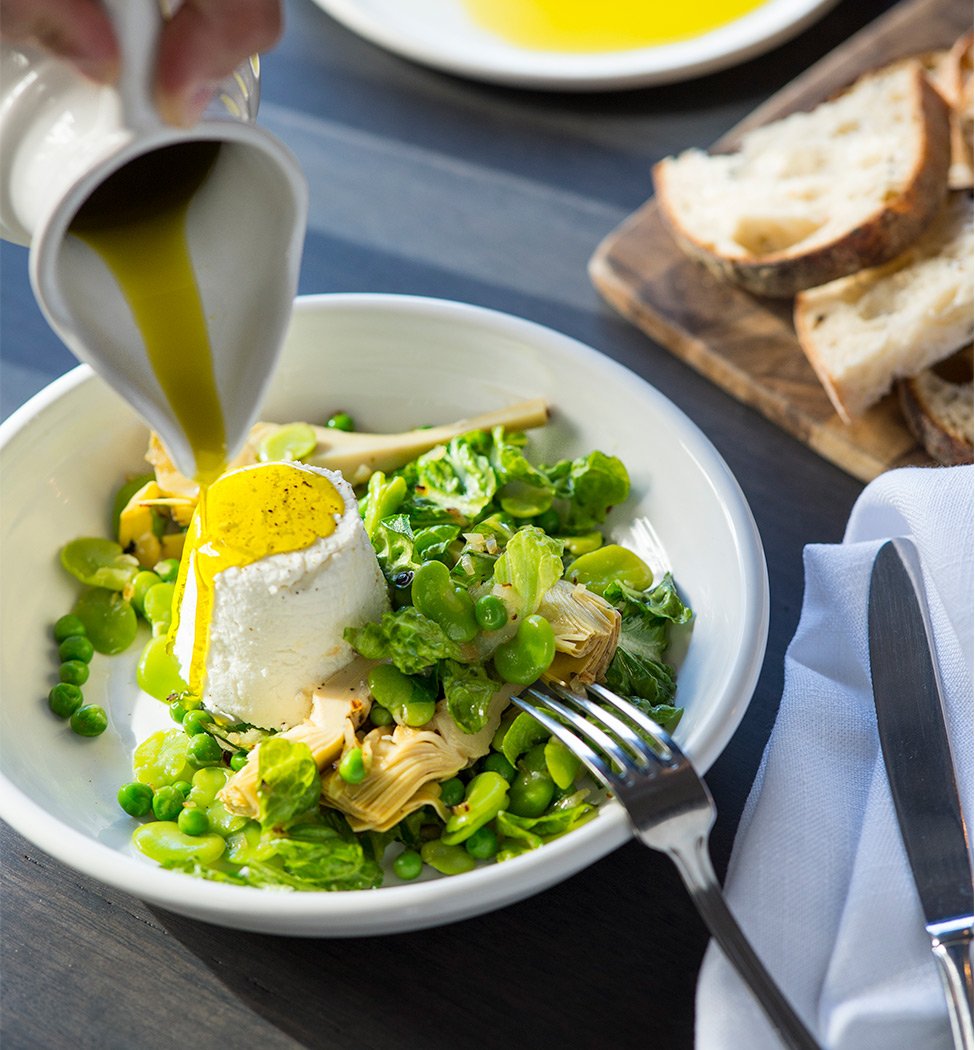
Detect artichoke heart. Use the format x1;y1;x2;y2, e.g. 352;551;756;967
538;579;621;687
323;688;513;832
219;656;373;816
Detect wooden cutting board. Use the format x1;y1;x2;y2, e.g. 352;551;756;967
589;0;972;483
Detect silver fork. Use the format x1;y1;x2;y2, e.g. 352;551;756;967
513;680;821;1050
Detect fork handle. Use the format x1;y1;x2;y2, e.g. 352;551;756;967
669;835;822;1050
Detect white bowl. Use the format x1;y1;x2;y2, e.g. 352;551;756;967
0;294;768;936
310;0;840;91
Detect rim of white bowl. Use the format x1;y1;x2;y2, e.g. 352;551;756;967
0;293;769;934
309;0;840;91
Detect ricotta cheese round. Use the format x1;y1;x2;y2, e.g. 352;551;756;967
170;461;388;729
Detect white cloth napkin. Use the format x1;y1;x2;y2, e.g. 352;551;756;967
696;465;974;1050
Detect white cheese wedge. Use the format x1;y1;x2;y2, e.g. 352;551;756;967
171;462;388;730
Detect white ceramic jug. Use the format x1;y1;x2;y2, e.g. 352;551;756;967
0;0;308;480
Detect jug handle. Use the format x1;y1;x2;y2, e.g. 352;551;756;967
102;0;165;133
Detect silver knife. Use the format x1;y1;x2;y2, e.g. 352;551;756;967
868;537;974;1050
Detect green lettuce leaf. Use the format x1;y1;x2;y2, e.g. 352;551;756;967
541;450;629;532
442;659;497;734
256;737;321;831
344;607;461;675
401;434;498;524
491;526;564;618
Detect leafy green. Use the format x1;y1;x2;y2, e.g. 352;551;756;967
256;738;321;831
361;472;407;539
541;450;629;533
495;796;596;861
370;513;416;578
491;526;564;618
599;571;691;730
401;434;497;524
442;659;497;734
345;607;461;675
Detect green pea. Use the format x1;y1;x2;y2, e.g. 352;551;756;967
564;544;653;596
142;582;175;636
177;807;209;837
464;825;498;860
188;732;222;767
229;750;249;771
474;594;507;632
128;570;162;616
152;558;181;583
72;588;138;654
420;840;476;876
393;848;423;880
70;704;108;737
117;781;154;817
493;614;556;686
508;767;555;819
438;777;465;807
369;704;393;727
53;614;87;643
368;663;414;710
411;561;478;643
133;821;225;866
172;780;192;798
257;422;318;463
59;660;89;686
182;709;211;736
442;771;509;845
137;636;189;701
169;699;187;723
58;635;94;663
325;411;355;432
338;747;366;784
480;752;516;781
152;784;184;821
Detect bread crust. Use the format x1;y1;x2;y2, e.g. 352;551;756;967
897;350;974;465
653;65;953;298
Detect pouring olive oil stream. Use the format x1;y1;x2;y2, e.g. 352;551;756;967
69;141;228;486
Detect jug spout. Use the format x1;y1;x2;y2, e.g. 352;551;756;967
32;124;307;482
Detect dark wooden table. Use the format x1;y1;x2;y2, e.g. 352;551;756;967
1;2;892;1045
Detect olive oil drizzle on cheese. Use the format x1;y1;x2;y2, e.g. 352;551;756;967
168;463;345;696
70;141;227;485
462;0;768;51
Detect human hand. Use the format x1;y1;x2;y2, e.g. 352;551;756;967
0;0;282;126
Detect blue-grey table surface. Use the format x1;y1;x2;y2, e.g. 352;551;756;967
0;1;892;1046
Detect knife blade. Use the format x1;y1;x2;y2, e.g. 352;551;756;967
868;537;974;1050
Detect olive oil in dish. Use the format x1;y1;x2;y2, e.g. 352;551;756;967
69;141;228;484
462;0;768;51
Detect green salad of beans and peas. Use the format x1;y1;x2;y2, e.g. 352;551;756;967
51;414;692;891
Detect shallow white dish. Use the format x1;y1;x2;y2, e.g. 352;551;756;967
0;293;768;936
310;0;840;91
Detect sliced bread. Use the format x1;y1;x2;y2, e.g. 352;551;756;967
794;192;973;422
653;60;951;298
898;347;973;465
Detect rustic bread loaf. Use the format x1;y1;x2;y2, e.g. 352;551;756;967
653;60;952;298
898;347;974;465
793;192;973;422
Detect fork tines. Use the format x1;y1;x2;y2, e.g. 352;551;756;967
512;679;676;788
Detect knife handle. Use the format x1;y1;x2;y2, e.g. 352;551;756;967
928;917;974;1050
